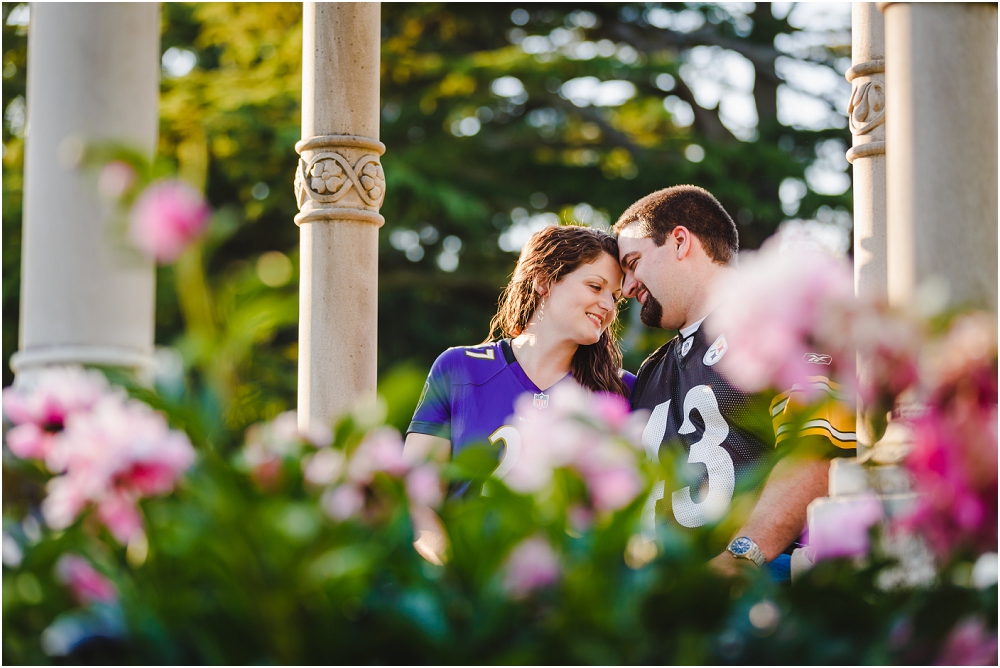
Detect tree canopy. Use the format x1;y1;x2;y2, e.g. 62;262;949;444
2;2;853;431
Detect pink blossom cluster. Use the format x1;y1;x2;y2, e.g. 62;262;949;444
241;411;332;489
128;179;211;264
291;425;442;522
902;314;998;560
503;382;647;515
935;616;998;666
55;554;119;605
706;237;921;405
808;493;884;562
501;535;561;599
3;367;196;544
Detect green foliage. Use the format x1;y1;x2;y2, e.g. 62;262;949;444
3;2;854;400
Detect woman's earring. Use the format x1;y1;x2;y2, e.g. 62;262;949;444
536;298;545;322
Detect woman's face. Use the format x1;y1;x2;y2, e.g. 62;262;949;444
542;252;623;346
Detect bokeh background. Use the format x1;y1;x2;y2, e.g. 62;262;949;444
2;2;854;434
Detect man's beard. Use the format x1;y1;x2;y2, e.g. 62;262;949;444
639;292;664;328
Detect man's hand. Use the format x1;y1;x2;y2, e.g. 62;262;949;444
728;455;831;562
708;550;756;578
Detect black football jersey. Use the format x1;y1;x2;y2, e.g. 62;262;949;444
631;323;775;538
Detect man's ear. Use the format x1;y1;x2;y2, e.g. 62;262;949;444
673;226;693;260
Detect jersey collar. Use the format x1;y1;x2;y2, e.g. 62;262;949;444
679;316;707;339
502;338;572;394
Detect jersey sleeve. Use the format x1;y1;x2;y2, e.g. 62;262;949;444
407;350;455;440
770;375;857;455
620;369;637;396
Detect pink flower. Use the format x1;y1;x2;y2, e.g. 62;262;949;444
346;428;408;483
707;238;855;396
40;394;195;543
95;492;144;544
303;448;346;486
97;160;136;200
936;617;998;666
3;367;110;461
808;494;884;561
900;315;997;559
500;382;645;512
501;536;561;599
405;464;443;507
583;465;642;512
241;411;330;487
128;179;210;263
321;484;365;521
55;554;118;605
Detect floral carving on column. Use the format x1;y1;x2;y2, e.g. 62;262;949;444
849;81;885;136
294;134;386;226
845;59;886;164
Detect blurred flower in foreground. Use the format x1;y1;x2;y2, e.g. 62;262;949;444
242;410;331;489
501;535;561;599
55;555;118;605
708;238;855;396
97;160;137;201
43;396;196;543
809;493;883;561
935;616;998;666
128;179;211;263
3;367;196;544
902;314;998;560
504;383;645;513
3;367;109;461
240;413;443;524
707;236;923;408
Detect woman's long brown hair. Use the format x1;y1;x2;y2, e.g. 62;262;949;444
485;225;629;398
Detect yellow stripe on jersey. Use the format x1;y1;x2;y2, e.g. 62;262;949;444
770;375;856;448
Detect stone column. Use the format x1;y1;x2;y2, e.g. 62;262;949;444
883;2;998;312
846;2;887;456
295;3;385;430
11;3;160;382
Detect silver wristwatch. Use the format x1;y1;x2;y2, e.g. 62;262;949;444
727;536;766;567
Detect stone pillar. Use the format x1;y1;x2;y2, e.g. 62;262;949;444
295;3;385;430
11;3;160;382
883;2;998;312
846;2;887;456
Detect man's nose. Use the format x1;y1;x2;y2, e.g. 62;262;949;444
622;272;639;298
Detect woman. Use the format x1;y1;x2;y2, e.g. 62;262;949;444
404;225;635;491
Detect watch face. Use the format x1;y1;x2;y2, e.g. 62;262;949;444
730;537;752;555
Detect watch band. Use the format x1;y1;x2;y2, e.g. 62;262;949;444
727;536;766;567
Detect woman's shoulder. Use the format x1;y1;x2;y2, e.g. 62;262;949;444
618;368;637;395
430;341;508;385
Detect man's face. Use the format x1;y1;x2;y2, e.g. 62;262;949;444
617;223;687;330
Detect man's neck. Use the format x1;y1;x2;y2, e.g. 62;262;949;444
680;264;736;329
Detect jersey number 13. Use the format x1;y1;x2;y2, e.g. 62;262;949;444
640;384;735;534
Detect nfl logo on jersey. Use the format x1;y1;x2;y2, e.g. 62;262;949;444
533;392;549;409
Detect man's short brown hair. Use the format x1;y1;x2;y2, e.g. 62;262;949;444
612;185;739;265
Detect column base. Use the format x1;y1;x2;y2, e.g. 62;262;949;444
10;345;155;385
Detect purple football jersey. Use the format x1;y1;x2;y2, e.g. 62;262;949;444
408;339;636;491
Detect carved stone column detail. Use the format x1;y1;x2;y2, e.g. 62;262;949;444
297;2;383;431
846;59;886;163
293;134;386;227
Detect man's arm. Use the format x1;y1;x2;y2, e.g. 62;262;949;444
709;452;830;576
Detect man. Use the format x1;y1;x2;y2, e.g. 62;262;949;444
613;185;856;577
